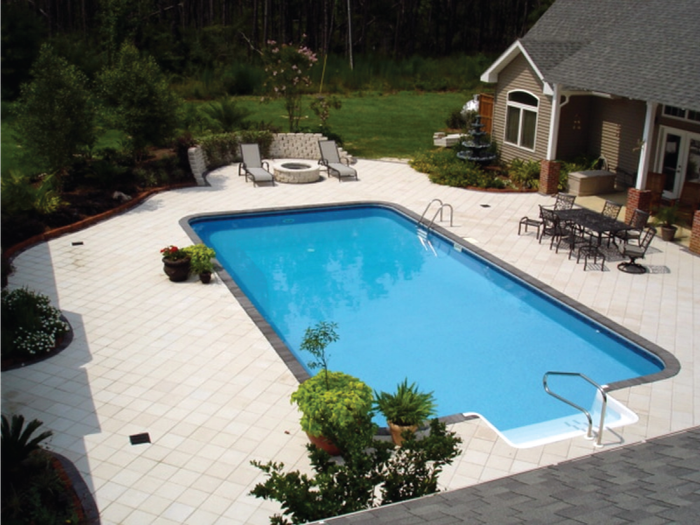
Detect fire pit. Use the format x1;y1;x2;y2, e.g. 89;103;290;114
272;160;321;183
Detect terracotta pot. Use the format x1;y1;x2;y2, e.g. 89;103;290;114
388;421;418;446
199;271;212;284
306;432;341;456
162;257;191;282
660;225;677;242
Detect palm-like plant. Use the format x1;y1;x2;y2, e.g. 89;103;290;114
201;97;252;132
1;414;53;471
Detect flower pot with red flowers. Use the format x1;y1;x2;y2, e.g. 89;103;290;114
160;245;191;282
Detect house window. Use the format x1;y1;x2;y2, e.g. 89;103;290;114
663;105;700;124
505;91;539;150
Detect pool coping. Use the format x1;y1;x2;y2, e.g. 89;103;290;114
180;201;681;424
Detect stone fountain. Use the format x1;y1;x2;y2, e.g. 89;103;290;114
456;114;496;167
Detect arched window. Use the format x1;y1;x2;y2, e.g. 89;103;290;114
505;91;539;150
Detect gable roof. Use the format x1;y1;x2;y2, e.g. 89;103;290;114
482;0;700;111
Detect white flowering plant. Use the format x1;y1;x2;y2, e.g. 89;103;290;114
260;38;318;132
1;288;69;359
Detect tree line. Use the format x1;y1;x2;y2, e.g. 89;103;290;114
3;0;553;59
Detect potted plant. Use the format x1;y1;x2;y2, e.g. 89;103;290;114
374;379;436;446
290;321;374;455
183;244;216;283
652;204;681;242
160;245;191;282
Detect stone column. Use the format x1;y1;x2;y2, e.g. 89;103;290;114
690;210;700;255
625;188;652;223
539;160;560;195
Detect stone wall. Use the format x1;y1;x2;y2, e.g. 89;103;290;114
189;133;353;185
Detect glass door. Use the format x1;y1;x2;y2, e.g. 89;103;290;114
657;127;700;198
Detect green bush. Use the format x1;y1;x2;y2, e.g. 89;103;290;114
12;44;97;173
200;97;252;133
98;42;181;159
410;149;507;189
250;418;462;524
0;171;64;216
508;158;541;190
199;130;274;170
1;288;68;359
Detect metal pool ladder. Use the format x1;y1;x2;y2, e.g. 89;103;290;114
543;371;608;447
419;199;454;230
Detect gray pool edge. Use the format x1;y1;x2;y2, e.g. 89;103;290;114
179;200;681;421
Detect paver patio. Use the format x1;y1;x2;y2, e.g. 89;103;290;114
2;159;699;524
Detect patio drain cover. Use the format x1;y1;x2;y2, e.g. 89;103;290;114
72;241;84;246
480;204;491;208
129;433;151;445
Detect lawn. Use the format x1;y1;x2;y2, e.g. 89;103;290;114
1;91;471;175
234;91;470;158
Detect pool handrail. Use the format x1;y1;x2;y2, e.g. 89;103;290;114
419;199;454;229
543;371;608;447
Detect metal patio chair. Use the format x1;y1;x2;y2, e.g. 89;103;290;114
617;226;656;274
614;208;649;245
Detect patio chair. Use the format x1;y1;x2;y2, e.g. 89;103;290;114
601;200;622;220
614;208;649;245
318;140;357;182
542;193;576;211
238;143;275;187
539;206;578;251
617;226;656;274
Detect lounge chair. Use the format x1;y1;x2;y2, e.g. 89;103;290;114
238;143;275;186
318;140;357;182
617;226;656;274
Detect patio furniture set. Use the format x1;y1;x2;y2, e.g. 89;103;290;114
238;140;358;186
519;194;656;273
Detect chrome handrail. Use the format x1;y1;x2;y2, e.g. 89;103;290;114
419;200;454;229
543;371;608;447
419;199;444;226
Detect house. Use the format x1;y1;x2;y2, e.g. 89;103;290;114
480;0;700;204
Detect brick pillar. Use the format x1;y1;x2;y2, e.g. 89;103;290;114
690;210;700;255
539;160;560;195
625;188;652;223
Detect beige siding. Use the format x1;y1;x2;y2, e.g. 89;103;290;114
588;98;645;173
492;54;551;163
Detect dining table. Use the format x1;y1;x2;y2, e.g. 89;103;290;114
554;208;631;247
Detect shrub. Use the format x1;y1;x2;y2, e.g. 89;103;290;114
410;149;505;189
98;42;181;160
1;414;53;472
374;379;436;427
199;133;239;169
1;288;68;359
250;418;462;524
12;44;96;173
0;171;64;216
508;158;541;190
200;97;252;133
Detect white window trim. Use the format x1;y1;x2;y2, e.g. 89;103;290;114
504;89;539;152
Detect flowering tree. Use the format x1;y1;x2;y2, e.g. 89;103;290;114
261;40;318;132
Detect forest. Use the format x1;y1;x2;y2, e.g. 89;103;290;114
2;0;554;100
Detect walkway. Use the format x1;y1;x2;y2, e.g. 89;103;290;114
2;159;699;524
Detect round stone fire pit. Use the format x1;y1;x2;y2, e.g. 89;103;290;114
272;159;321;184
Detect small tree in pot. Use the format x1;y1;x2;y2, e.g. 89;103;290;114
291;321;374;455
375;379;436;446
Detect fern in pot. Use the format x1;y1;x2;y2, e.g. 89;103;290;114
374;379;436;446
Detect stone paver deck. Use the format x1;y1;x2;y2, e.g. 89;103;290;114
2;159;699;524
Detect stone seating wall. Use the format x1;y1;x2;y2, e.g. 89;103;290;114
188;132;353;186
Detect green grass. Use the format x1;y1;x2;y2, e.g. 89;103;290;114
234;91;470;158
1;91;472;174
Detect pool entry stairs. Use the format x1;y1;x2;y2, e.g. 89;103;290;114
493;372;639;449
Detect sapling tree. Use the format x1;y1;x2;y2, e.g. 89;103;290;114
301;321;338;389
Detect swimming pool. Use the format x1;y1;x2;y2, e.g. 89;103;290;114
184;203;678;447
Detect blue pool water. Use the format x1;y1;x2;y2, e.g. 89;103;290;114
189;204;665;442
